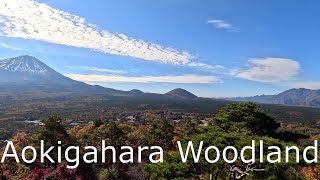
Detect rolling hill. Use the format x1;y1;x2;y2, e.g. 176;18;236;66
165;88;198;99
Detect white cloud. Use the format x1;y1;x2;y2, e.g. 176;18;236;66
207;19;238;32
187;62;224;69
0;42;21;50
0;0;211;66
66;66;127;74
65;74;222;84
231;58;300;82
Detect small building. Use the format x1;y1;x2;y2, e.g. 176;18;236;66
127;116;136;121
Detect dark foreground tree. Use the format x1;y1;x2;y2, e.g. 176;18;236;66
30;116;73;167
214;102;280;136
148;119;174;151
146;103;305;180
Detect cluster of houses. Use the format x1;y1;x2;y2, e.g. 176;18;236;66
24;111;211;127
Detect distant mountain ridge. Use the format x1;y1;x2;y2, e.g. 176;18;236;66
5;55;318;106
0;55;198;100
227;88;320;107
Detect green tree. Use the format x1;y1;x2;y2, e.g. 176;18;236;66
30;116;74;167
94;119;104;127
146;103;305;180
174;119;198;142
214;103;280;136
149;119;174;150
106;122;125;146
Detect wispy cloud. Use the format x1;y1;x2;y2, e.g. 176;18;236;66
65;74;222;84
0;0;210;67
230;58;300;83
0;42;21;50
207;19;238;32
66;66;127;74
188;62;224;69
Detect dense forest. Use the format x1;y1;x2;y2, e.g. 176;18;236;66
0;102;319;180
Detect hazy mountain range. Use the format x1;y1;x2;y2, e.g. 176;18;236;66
1;55;320;107
227;89;320;107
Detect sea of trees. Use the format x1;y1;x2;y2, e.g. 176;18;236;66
0;102;319;179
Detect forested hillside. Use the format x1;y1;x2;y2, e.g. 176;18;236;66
1;103;318;180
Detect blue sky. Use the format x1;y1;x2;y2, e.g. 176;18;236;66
0;0;320;97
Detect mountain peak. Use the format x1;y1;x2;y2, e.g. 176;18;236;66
0;55;74;85
130;89;144;93
0;55;51;74
165;88;198;99
129;89;144;95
